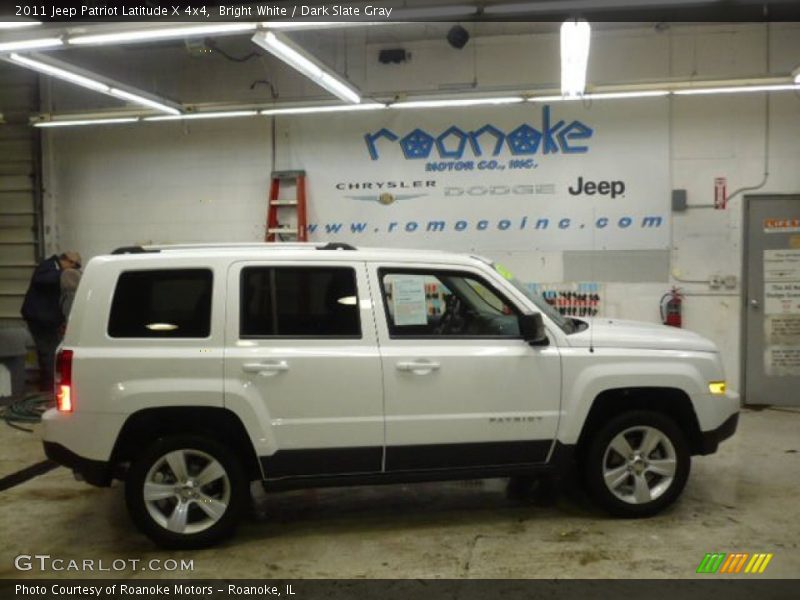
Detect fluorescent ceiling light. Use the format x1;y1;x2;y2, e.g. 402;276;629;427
261;103;384;115
391;97;524;109
561;20;591;98
262;21;374;30
6;52;180;115
391;5;478;18
0;37;62;52
0;21;41;29
109;88;181;115
674;84;800;95
34;118;139;128
531;90;669;101
69;23;257;46
252;31;361;104
9;53;110;92
145;110;259;122
485;0;711;14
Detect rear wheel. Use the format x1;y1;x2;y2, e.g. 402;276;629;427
125;435;247;548
582;411;690;517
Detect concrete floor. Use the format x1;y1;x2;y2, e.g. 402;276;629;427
0;407;798;579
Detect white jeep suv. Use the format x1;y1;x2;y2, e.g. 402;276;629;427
42;242;739;548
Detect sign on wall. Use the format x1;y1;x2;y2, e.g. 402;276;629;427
763;249;800;376
283;99;670;252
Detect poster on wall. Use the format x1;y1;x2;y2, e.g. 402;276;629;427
282;99;671;253
763;249;800;376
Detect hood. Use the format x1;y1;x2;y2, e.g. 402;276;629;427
568;319;718;352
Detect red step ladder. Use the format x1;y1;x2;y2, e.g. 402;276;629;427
266;170;307;242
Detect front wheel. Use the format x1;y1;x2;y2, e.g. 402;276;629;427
582;411;690;517
125;435;247;548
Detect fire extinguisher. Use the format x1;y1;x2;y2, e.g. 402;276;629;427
660;287;683;328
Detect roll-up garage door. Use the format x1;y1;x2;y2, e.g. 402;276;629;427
0;63;41;326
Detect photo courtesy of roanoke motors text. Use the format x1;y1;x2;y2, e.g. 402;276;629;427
1;0;799;598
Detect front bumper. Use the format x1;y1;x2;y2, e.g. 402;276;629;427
697;413;739;455
43;441;112;487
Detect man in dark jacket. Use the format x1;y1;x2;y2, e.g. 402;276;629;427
21;251;82;391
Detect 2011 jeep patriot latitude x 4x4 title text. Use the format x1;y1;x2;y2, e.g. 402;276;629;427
42;242;739;547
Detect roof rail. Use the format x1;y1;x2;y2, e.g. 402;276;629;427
318;242;357;251
111;246;160;255
139;242;318;251
120;242;359;252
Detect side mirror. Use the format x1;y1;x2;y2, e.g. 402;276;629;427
519;313;548;346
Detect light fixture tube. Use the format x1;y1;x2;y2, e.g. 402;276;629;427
391;97;525;109
673;84;800;95
69;23;257;46
262;22;374;30
35;118;139;128
319;72;360;104
145;110;259;122
485;0;710;14
254;32;322;76
531;90;669;101
560;20;591;97
252;31;361;104
0;37;63;52
9;53;110;92
261;103;385;115
391;5;478;18
0;21;41;29
109;88;181;115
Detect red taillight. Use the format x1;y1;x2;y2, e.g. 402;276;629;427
55;349;73;412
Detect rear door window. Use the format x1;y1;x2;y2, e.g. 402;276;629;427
240;266;360;338
108;269;213;338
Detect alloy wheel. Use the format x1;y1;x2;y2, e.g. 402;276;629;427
143;449;231;534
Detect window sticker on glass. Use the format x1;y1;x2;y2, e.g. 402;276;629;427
494;263;515;281
391;276;428;326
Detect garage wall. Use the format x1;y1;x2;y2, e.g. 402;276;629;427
42;23;800;391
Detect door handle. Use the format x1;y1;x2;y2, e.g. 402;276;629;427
750;299;760;309
397;360;441;374
242;361;289;375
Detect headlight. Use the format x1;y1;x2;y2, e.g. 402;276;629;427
708;381;726;395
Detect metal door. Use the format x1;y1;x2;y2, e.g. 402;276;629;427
743;195;800;406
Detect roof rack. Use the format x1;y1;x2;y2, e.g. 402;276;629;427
111;246;160;255
110;241;358;254
318;242;356;251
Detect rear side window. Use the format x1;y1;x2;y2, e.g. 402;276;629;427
240;266;360;338
108;269;213;338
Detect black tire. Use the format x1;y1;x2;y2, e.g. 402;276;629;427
582;410;690;518
125;434;248;549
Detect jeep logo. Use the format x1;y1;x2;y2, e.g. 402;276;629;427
365;105;593;161
568;177;625;198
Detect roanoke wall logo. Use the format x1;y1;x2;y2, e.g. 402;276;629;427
696;552;774;574
364;105;594;161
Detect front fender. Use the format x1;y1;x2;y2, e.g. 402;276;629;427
557;348;717;445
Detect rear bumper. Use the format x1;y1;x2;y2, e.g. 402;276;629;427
43;441;112;487
698;413;739;455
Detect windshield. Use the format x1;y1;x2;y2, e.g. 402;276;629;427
482;260;576;333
